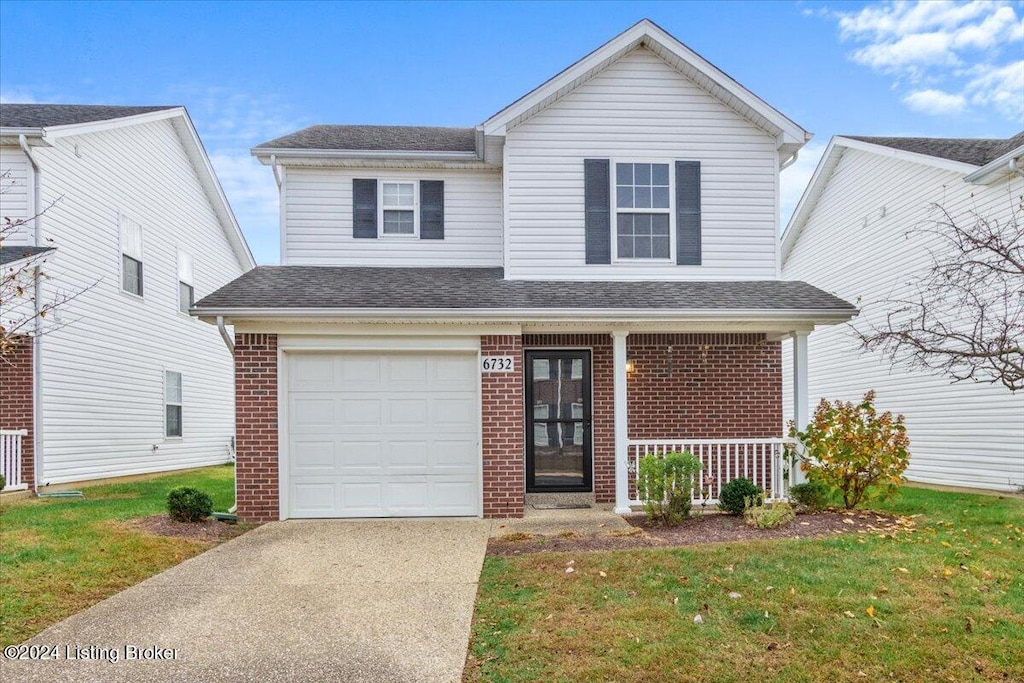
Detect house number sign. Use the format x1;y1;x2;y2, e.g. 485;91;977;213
481;356;515;372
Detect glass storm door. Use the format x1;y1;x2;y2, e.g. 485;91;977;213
525;350;592;492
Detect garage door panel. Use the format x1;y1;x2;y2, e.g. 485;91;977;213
287;352;480;518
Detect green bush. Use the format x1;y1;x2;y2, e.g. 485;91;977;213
744;499;796;529
166;487;213;522
789;480;831;511
718;477;762;515
636;450;701;526
789;390;910;509
0;472;5;492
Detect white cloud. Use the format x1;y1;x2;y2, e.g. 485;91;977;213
903;88;968;115
780;143;826;231
208;152;280;263
823;1;1023;122
0;87;37;104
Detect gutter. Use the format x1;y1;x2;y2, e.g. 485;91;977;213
18;134;44;493
251;147;481;162
964;146;1024;184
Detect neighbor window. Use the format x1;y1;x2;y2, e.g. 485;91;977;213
178;250;195;314
614;162;671;259
380;181;417;235
165;371;182;438
120;216;144;295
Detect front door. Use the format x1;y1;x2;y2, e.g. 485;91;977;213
525;350;592;492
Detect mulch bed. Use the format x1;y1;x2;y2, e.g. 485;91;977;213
488;510;910;556
123;514;249;542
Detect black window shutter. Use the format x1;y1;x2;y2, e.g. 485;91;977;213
675;161;701;265
353;179;377;238
419;180;444;239
584;159;611;264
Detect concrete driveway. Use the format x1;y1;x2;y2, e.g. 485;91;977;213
4;519;492;683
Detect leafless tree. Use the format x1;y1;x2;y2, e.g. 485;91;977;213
857;194;1024;392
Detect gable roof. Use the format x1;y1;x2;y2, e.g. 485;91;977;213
481;19;810;150
1;104;255;271
0;245;55;267
0;104;177;130
843;133;1024;167
256;125;476;153
781;131;1024;264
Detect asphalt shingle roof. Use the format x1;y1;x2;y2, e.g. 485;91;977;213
194;267;856;313
845;132;1024;166
0;246;55;266
0;104;178;129
255;125;477;152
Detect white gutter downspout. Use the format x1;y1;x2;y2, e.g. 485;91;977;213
216;316;234;356
18;134;43;492
1010;157;1023;178
269;155;282;188
779;150;800;172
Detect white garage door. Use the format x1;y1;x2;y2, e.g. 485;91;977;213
286;352;480;518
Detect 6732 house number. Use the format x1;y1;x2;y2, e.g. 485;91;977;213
481;356;515;372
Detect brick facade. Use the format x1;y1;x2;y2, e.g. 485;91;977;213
481;335;525;518
0;336;34;490
234;333;279;522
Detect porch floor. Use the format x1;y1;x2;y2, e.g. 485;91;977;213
490;505;632;538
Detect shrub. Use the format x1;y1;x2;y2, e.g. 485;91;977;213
166;487;213;522
0;472;5;492
636;450;701;526
788;480;831;511
789;390;910;509
718;477;762;515
744;499;796;529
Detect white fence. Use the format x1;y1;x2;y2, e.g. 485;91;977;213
628;438;796;507
1;429;29;491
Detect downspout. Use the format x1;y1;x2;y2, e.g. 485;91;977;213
1010;157;1023;178
216;314;237;515
779;150;800;172
18;134;43;492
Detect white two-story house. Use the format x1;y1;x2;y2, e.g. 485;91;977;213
193;20;857;521
1;104;254;491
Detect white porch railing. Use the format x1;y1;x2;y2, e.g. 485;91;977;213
627;438;796;507
1;429;29;492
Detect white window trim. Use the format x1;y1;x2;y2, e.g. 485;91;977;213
118;211;145;299
610;159;675;264
163;369;183;440
377;179;419;238
177;248;196;319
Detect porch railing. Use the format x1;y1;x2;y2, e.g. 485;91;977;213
627;438;796;507
1;429;29;492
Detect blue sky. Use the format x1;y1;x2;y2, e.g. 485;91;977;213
2;1;1021;264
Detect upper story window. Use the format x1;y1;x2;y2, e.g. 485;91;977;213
164;370;182;438
120;215;144;296
178;250;194;314
614;162;671;260
380;181;418;236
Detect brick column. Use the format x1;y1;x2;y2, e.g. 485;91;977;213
235;333;279;522
481;334;525;518
0;336;34;490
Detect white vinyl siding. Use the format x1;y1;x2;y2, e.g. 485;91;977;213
0;147;35;246
282;167;502;266
782;148;1024;492
31;118;244;484
503;46;779;280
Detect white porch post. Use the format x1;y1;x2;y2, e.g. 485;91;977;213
612;330;631;514
791;331;810;484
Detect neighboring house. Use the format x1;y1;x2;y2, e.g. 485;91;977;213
193;19;857;522
782;133;1024;492
0;104;255;491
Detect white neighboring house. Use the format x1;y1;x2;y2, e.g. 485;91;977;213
0;104;255;490
782;133;1024;492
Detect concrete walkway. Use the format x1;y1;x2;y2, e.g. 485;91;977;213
4;519;492;683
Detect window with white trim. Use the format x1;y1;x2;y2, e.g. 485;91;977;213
120;216;144;295
178;250;194;314
165;371;182;438
379;181;417;236
614;162;671;259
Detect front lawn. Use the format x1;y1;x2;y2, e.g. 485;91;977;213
0;464;239;647
467;487;1024;682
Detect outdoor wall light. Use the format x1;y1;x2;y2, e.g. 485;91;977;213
625;359;636;373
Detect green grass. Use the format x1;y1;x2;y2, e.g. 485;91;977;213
0;464;238;647
466;487;1024;683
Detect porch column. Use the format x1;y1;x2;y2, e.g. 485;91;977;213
791;331;810;484
612;330;631;514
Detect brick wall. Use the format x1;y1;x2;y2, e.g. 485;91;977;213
627;334;782;438
481;335;525;518
235;333;279;522
0;336;34;489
